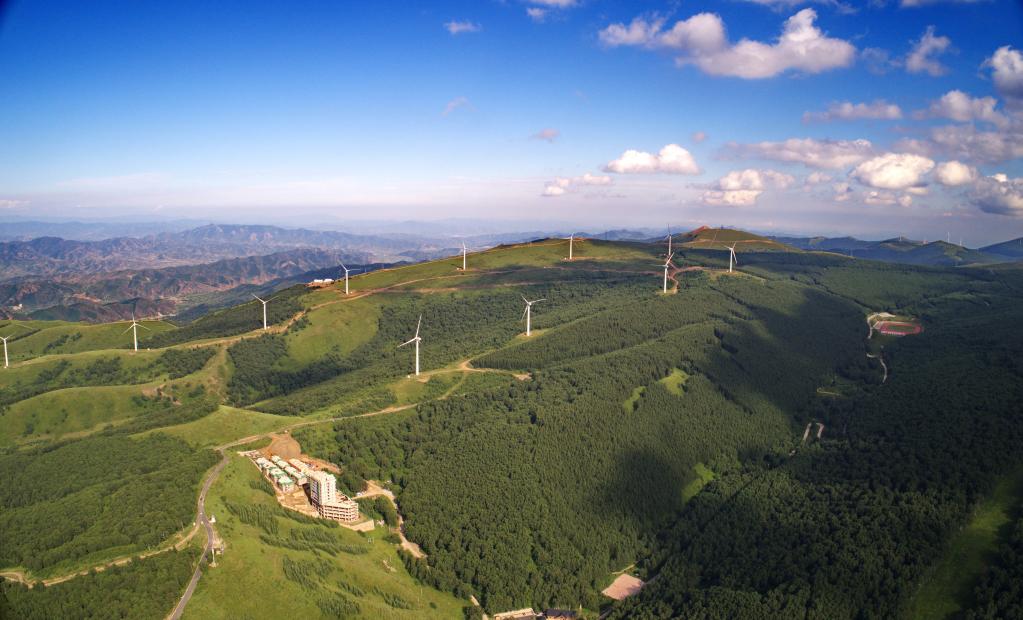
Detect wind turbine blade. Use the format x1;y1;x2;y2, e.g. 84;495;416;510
534;298;546;303
340;262;347;271
521;295;529;304
415;314;422;338
252;294;265;303
522;306;528;320
398;339;415;348
138;322;151;331
123;324;135;334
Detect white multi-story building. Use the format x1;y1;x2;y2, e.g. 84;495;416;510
307;470;359;522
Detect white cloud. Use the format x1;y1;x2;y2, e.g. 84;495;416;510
833;181;853;201
851;153;935;190
918;90;1008;127
862;47;899;75
599;9;856;79
444;20;481;35
604;144;701;175
937;159;977;186
691;131;708;143
529;0;576;5
541;173;612;197
702;190;763;206
906;26;951;76
526;7;547;22
804;171;834;187
863;190;914;207
0;199;28;209
531;128;560;142
895;123;1023;164
985;46;1023;106
803;100;903;123
722;137;874;169
442;97;473;116
901;0;988;6
701;168;795;206
971;173;1023;216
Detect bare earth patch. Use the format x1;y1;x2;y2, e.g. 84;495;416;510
603;574;645;600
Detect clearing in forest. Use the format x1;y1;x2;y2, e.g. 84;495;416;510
658;368;690;395
908;466;1023;619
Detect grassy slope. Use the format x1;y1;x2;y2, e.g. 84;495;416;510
136;405;294;448
185;454;467;619
1;383;157;445
908;466;1023;619
0;319;175;363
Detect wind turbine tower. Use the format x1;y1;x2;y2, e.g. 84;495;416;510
0;323;29;368
340;263;358;295
567;234;574;260
123;314;149;352
727;244;738;273
667;227;672;257
398;315;423;376
522;296;545;337
1;336;11;368
462;242;468;271
662;252;675;293
252;294;271;330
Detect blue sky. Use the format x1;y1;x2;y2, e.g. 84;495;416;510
1;0;1022;243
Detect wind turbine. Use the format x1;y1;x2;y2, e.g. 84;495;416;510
398;315;423;376
662;252;675;293
340;263;359;295
123;313;149;352
252;294;273;330
521;296;545;337
566;234;574;260
667;226;672;257
0;323;30;368
461;242;468;271
726;243;738;273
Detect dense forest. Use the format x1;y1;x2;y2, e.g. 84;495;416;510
0;434;217;573
0;549;198;620
606;267;1023;618
297;275;869;611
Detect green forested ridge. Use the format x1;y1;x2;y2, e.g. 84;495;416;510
0;549;199;620
142;284;306;347
606;270;1023;619
0;434;217;573
1;238;1021;618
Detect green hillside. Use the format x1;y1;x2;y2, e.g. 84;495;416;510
2;235;1022;619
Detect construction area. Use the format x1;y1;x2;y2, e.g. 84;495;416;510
868;312;923;338
244;447;362;524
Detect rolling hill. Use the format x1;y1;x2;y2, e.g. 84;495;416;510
1;232;1022;619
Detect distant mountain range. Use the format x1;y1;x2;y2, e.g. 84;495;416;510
2;222;1021;322
773;235;1023;267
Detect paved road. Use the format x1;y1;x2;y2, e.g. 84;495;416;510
167;449;227;620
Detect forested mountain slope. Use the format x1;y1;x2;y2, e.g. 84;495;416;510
1;236;1021;619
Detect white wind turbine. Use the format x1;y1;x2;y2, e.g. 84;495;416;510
398;315;423;376
0;323;30;368
667;226;672;257
123;313;149;352
461;242;468;271
726;243;738;273
340;263;360;295
521;296;545;337
566;234;574;260
252;294;274;330
662;252;675;293
0;336;12;369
